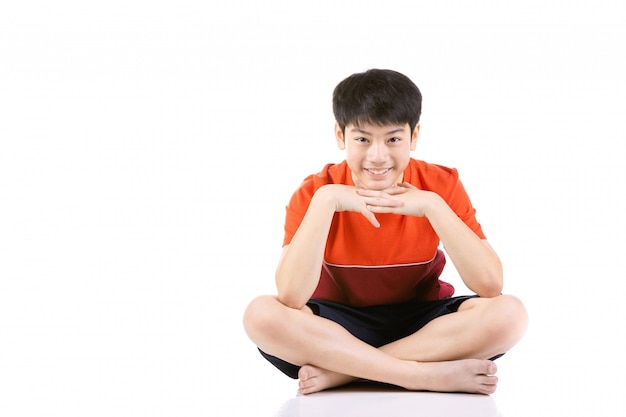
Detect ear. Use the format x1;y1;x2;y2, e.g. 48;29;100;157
335;123;346;150
410;123;420;151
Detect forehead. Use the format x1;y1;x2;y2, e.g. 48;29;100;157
346;122;410;135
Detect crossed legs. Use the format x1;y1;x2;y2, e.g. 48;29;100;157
243;294;527;395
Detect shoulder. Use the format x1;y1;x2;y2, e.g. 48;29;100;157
287;161;349;208
407;159;460;190
300;161;350;190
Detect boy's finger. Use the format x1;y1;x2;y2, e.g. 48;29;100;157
365;197;402;208
384;186;409;195
362;211;380;228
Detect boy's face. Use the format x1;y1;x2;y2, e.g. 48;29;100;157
336;122;419;191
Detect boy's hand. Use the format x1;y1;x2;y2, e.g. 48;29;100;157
320;184;391;228
356;182;436;217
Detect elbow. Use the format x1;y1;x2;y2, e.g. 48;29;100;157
275;276;310;310
275;270;315;310
479;284;503;298
276;292;308;310
468;260;503;298
477;271;504;298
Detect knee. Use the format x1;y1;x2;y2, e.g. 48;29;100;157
242;295;283;342
487;295;529;343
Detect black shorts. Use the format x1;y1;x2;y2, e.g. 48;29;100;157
259;295;490;379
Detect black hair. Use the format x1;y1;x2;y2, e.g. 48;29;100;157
332;69;422;135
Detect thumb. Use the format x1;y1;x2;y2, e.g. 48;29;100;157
400;182;418;190
354;180;368;190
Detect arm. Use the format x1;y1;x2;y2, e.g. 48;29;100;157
357;184;503;297
276;184;382;309
421;193;503;297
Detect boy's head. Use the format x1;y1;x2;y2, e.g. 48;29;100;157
333;69;422;135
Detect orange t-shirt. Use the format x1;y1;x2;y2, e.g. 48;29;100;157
283;159;486;307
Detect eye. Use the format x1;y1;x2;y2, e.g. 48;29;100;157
355;137;369;143
388;137;401;143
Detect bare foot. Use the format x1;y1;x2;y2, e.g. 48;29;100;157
406;359;498;395
298;365;356;394
298;359;498;395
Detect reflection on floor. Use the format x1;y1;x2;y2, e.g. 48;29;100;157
273;381;501;417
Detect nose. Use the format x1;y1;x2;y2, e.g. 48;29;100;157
367;141;388;162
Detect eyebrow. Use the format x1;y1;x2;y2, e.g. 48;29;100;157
350;127;406;135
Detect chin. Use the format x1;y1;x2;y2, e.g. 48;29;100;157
362;180;394;191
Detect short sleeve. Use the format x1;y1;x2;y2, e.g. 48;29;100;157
282;163;342;246
444;168;486;240
283;176;316;246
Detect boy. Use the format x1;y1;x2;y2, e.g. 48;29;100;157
243;69;528;395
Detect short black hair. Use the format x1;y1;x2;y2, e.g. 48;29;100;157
333;69;422;135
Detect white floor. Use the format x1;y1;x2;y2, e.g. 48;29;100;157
273;384;500;417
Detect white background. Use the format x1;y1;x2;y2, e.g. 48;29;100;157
1;1;624;416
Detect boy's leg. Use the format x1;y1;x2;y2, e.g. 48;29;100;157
243;295;526;394
381;295;527;361
297;295;527;393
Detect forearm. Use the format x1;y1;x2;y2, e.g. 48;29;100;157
275;187;336;309
424;194;503;297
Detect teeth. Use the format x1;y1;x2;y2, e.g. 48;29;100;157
368;169;389;175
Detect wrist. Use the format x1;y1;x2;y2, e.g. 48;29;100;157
312;185;341;213
421;191;446;218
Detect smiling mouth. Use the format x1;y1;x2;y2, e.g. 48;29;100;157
365;168;391;176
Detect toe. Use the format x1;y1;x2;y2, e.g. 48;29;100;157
488;361;497;375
